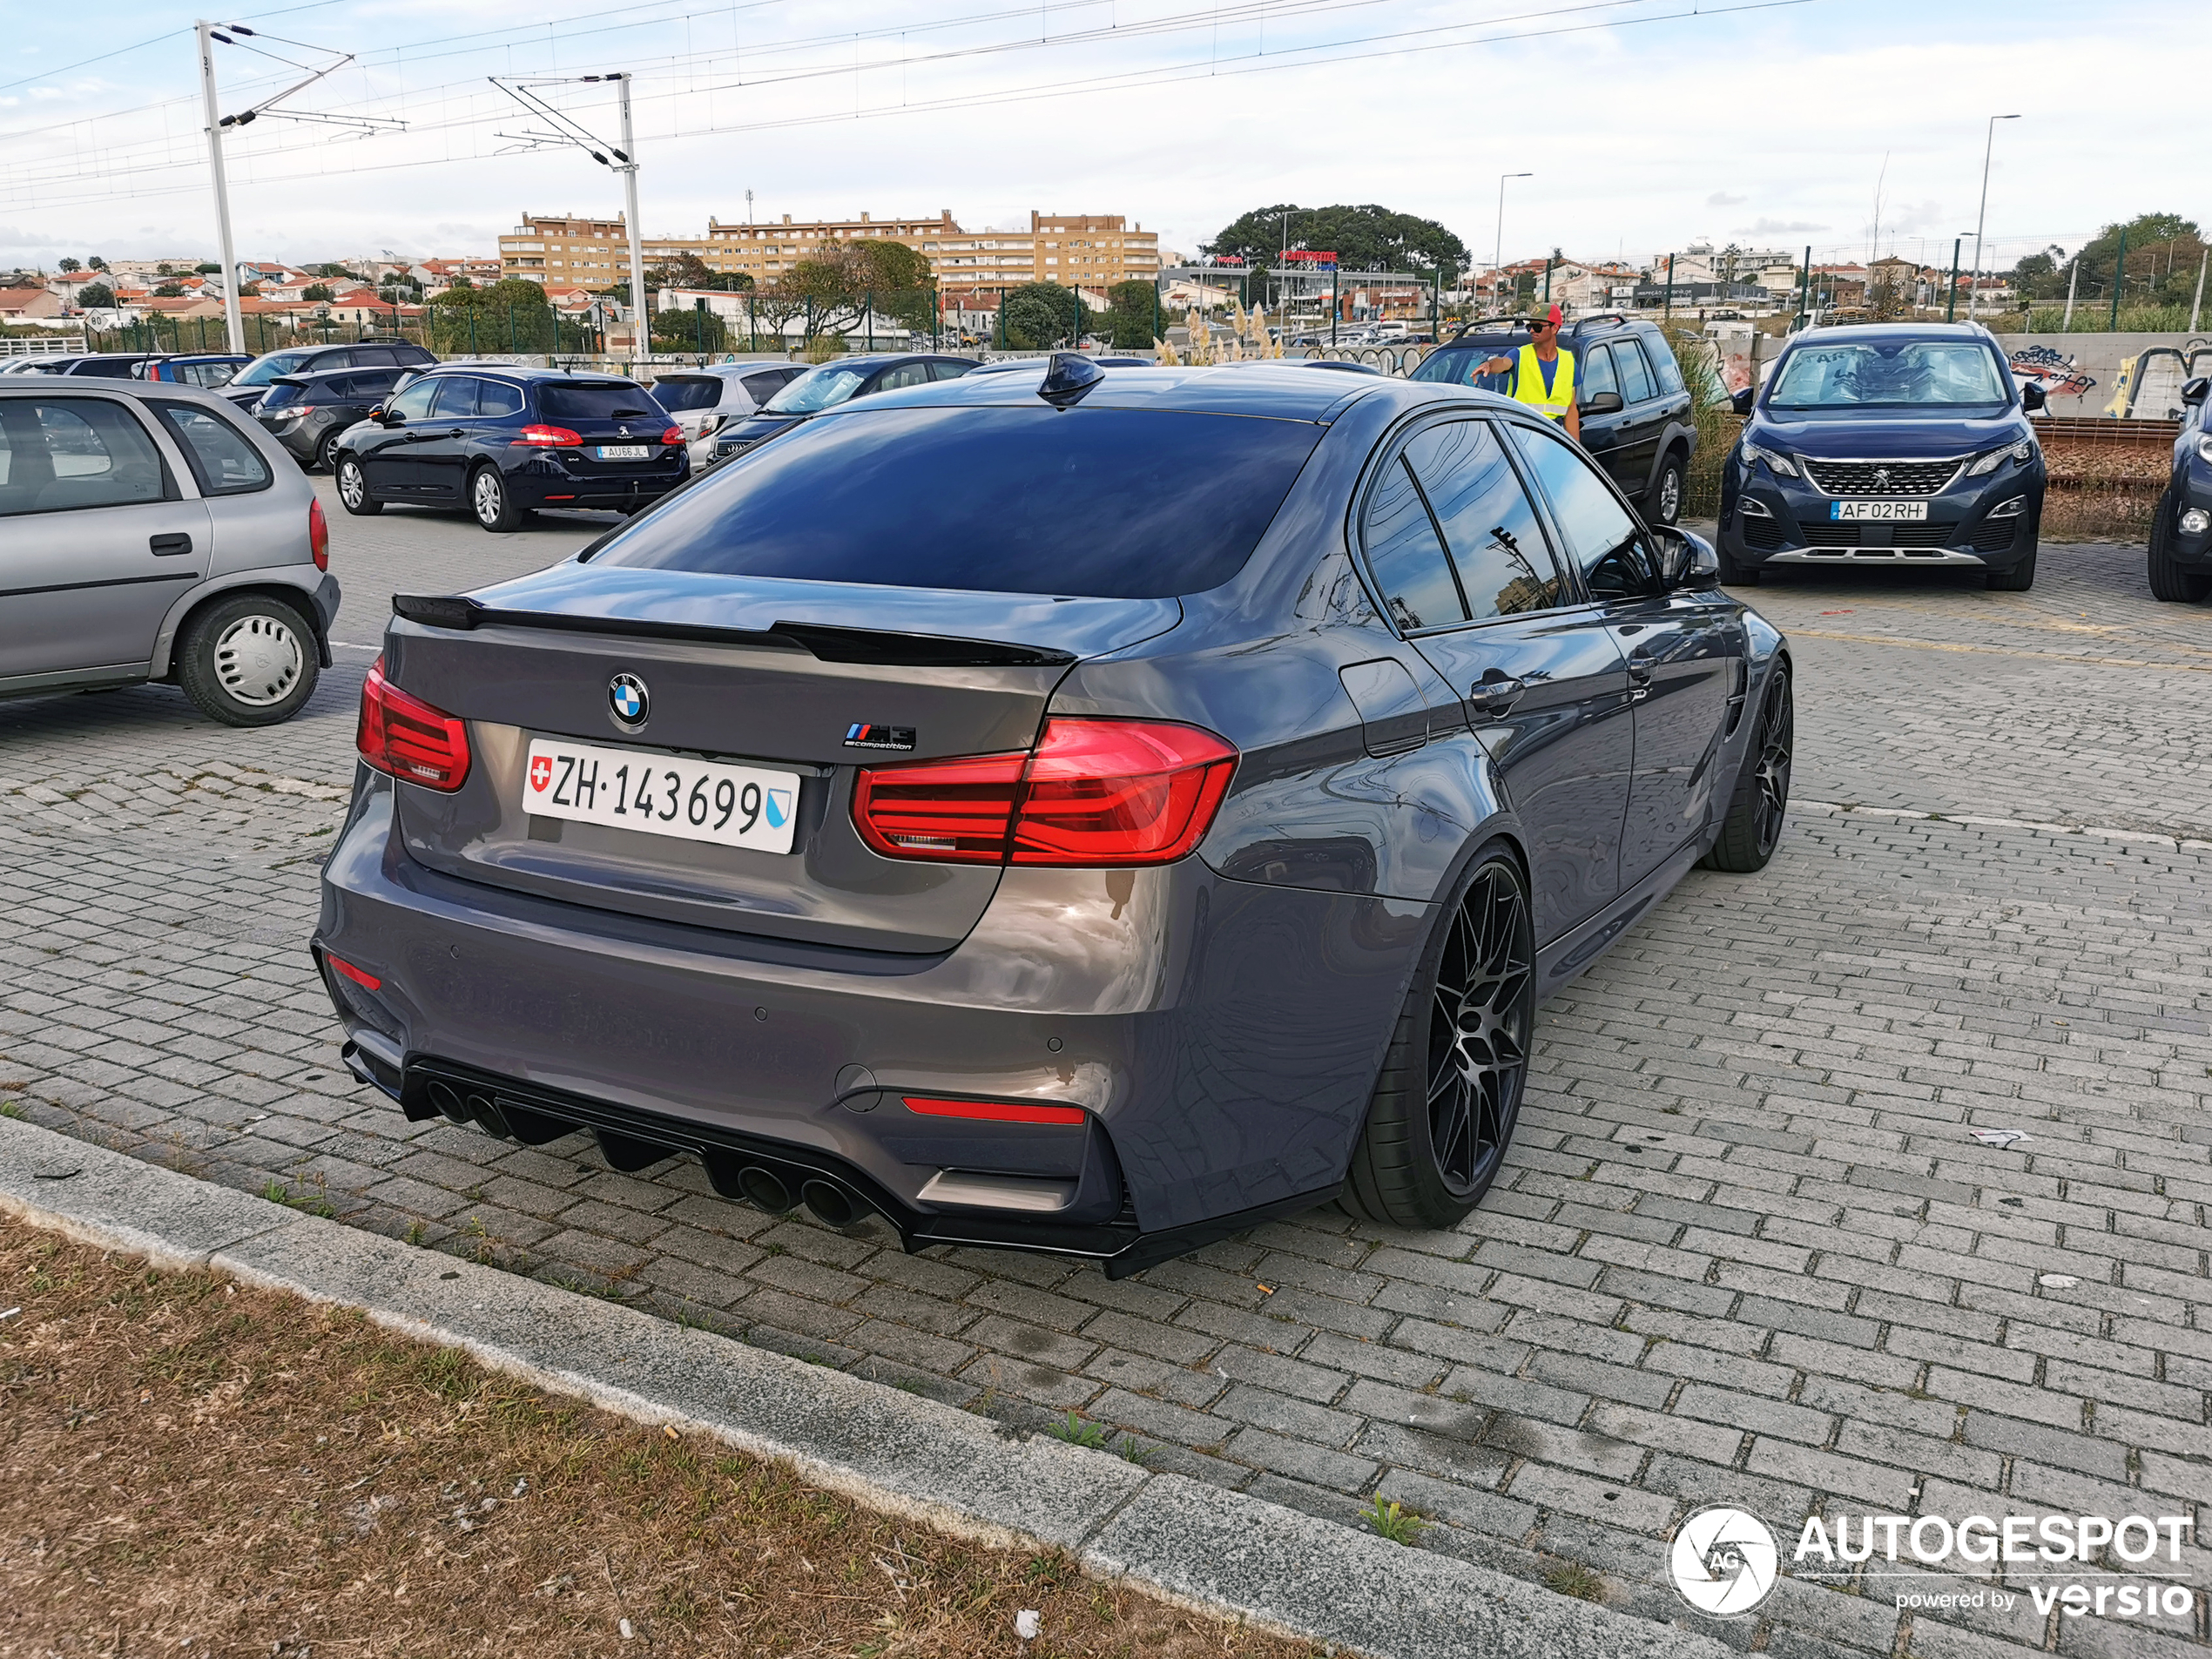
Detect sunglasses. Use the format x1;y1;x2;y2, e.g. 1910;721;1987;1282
1528;321;1554;333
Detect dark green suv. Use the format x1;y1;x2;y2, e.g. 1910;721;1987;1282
1411;314;1697;523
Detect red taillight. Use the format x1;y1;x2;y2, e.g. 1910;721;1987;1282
660;426;685;445
307;497;328;571
355;658;470;791
326;953;381;991
903;1096;1087;1127
513;423;582;448
853;718;1236;868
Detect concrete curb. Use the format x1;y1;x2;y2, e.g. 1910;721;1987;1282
0;1119;1730;1659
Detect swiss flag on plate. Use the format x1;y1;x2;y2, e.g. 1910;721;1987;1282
528;754;553;793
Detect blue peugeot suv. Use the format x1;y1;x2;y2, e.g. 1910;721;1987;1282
1718;324;2047;590
2148;374;2212;604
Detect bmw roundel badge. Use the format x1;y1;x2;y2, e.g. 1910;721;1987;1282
608;672;650;730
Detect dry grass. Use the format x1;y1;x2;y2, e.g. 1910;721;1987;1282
2040;485;2159;543
0;1221;1323;1658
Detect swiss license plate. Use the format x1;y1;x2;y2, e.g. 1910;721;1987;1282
597;444;650;461
523;738;799;854
1830;500;1929;522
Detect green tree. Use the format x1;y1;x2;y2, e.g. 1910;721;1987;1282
649;302;732;354
1204;203;1469;280
1099;279;1160;348
310;262;350;280
754;243;934;343
2064;212;2204;307
195;261;223;275
157;263;176;276
1001;280;1085;349
77;281;115;310
59;257;81;273
426;277;556;351
301;282;334;302
87;255;108;272
152;281;185;298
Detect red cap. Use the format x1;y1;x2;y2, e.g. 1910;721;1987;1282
1544;303;1563;326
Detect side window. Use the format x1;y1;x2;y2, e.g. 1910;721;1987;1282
1579;343;1620;402
312;350;357;371
353;347;397;366
1402;421;1567;618
1360;452;1466;631
386;377;440;421
1615;339;1656;403
928;360;974;381
874;362;931;393
430;376;482;419
1507;421;1648;598
1648;339;1686;397
476;380;523;419
150;401;272;497
0;398;172;516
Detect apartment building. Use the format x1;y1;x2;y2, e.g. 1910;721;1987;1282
499;209;1160;293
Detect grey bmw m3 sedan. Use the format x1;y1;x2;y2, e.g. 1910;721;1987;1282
314;354;1792;1278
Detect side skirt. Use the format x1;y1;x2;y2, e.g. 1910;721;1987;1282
1533;829;1714;998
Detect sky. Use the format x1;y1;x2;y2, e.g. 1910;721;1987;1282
3;0;2204;277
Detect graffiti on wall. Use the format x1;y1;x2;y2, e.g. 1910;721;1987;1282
2006;344;2097;400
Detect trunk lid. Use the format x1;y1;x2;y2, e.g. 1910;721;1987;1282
381;568;1181;954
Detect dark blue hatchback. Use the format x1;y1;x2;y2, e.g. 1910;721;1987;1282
1718;324;2047;590
333;363;687;531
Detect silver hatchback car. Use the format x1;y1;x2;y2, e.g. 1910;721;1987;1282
0;379;340;725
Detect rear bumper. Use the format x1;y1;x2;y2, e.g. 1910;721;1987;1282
313;770;1424;1271
508;451;687;510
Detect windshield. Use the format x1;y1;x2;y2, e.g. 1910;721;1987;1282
1767;341;2008;408
539;382;659;421
233;352;314;388
763;366;867;414
1407;344;1515;388
651;377;725;413
589;405;1324;599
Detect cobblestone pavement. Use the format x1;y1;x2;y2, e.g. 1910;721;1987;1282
3;500;2209;1657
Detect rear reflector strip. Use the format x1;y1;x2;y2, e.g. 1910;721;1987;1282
327;954;381;990
901;1096;1086;1127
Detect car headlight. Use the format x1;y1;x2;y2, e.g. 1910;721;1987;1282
1740;439;1797;478
2195;434;2212;465
1967;438;2036;476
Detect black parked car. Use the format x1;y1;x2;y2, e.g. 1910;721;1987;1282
711;354;977;462
29;353;175;380
312;356;1792;1278
2148;374;2212;604
1413;315;1697;523
253;363;413;472
221;339;437;411
1717;323;2047;590
333;363;687;532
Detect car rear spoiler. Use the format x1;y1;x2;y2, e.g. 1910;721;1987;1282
390;592;1078;668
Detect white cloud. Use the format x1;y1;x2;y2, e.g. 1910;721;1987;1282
1746;219;1830;233
1707;192;1747;207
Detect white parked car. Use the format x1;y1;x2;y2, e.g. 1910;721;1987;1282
650;363;810;469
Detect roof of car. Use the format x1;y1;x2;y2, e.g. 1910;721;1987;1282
1783;321;1995;346
828;359;1393;421
270;364;398;386
412;361;639;383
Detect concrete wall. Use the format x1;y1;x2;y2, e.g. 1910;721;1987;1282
1988;333;2212;419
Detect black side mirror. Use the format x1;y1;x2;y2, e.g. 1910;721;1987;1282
2020;382;2047;412
1581;390;1624;415
1655;529;1721;590
1730;386;1757;417
2183;376;2210;408
377;408;403;427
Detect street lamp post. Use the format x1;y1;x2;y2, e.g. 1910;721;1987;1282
1494;173;1531;315
1968;114;2020;321
1277;207;1299;317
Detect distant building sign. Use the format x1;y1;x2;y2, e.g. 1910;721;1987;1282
1282;251;1339;266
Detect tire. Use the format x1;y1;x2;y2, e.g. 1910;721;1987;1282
1700;664;1792;873
1716;540;1760;585
1983;540;2038;591
2147;490;2212;603
314;430;340;474
1342;846;1534;1231
469;464;523;533
1646;449;1686;525
174;593;319;728
334;455;381;516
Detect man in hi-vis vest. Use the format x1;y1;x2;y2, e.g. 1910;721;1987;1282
1473;302;1580;442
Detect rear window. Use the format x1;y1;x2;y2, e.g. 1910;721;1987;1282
539;381;659;421
589;406;1323;599
257;381;305;411
652;376;723;413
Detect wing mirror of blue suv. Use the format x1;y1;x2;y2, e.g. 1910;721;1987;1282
1730;386;1757;417
2020;381;2047;412
2182;376;2209;408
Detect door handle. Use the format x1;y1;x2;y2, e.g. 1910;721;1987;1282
148;533;193;556
1626;660;1655;684
1466;673;1527;716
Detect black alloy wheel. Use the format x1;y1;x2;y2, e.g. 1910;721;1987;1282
1701;667;1793;873
1344;849;1534;1229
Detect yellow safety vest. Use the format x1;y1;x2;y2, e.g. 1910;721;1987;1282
1512;342;1577;421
